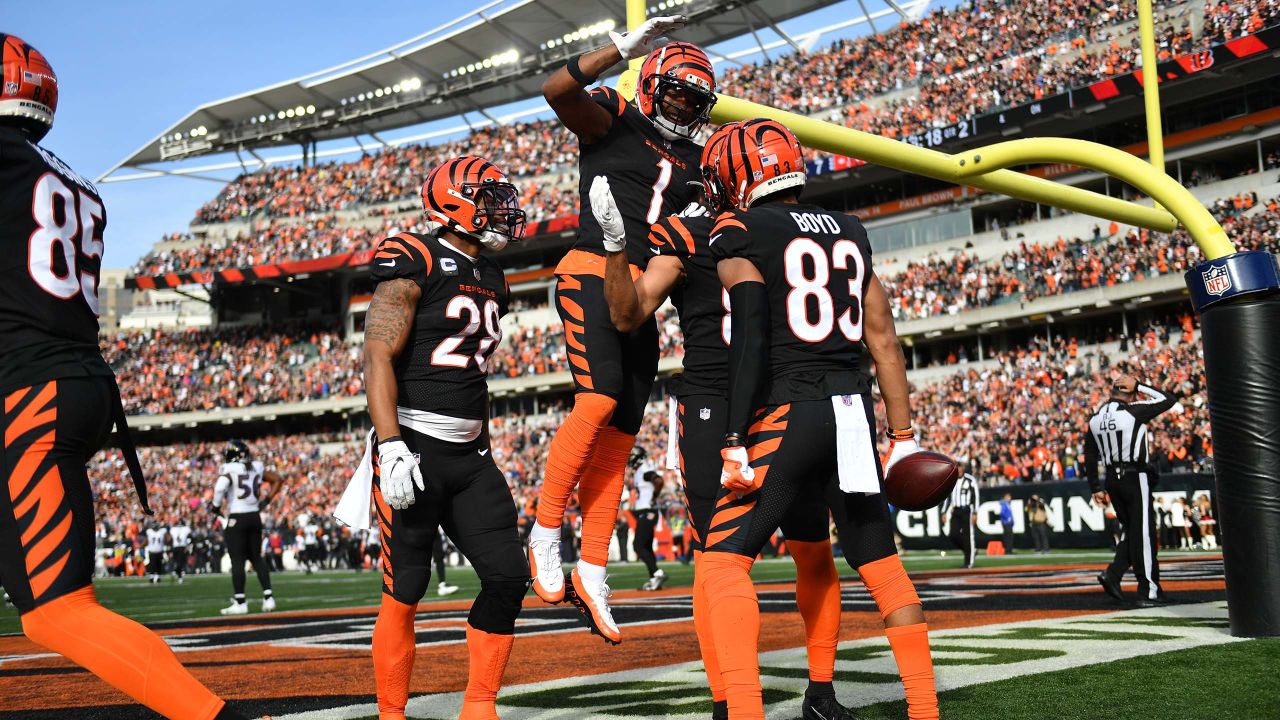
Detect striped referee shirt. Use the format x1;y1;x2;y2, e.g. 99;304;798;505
941;473;979;514
1084;384;1178;492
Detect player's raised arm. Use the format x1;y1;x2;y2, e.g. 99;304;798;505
542;15;686;142
591;177;685;331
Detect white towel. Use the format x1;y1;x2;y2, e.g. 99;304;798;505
666;395;680;471
333;429;376;530
831;394;879;495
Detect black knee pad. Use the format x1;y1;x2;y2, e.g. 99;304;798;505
468;579;530;635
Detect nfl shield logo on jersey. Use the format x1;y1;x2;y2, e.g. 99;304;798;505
1202;264;1231;296
699;407;711;420
473;268;482;281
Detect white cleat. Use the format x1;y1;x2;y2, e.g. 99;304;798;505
221;600;248;616
437;582;459;597
528;538;565;603
650;568;667;591
567;569;621;645
261;596;276;612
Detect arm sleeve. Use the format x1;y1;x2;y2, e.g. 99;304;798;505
724;281;770;441
371;233;433;289
1084;431;1102;494
1127;384;1178;423
587;86;628;118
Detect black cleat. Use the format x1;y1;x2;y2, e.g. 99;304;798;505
1135;595;1172;609
711;699;728;720
1097;572;1125;602
803;694;863;720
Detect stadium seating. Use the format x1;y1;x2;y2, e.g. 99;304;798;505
125;0;1279;277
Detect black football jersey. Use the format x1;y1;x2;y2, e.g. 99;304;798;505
575;86;702;268
0;127;114;395
370;232;510;420
709;202;874;403
647;210;726;395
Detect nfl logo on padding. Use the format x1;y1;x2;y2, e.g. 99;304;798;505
699;407;711;420
1202;264;1231;296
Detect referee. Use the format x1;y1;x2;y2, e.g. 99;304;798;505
942;470;979;568
1085;374;1178;607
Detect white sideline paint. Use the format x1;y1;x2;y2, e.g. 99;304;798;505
273;601;1239;720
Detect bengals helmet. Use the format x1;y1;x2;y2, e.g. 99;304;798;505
0;34;57;141
636;42;716;141
707;118;806;211
421;156;526;251
698;122;742;214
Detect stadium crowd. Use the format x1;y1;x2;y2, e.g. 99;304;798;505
879;191;1280;320
123;0;1280;276
106;307;684;415
93;313;1211;562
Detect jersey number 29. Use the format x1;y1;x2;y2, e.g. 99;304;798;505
432;296;502;371
29;174;103;315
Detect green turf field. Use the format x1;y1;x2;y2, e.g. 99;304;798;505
859;638;1280;720
0;549;1182;634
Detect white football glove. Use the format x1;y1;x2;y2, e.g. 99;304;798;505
884;430;921;474
589;176;626;253
720;445;759;496
378;438;423;510
609;15;687;61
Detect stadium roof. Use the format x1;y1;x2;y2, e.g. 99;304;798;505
102;0;844;181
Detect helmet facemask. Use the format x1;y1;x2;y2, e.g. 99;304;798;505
464;180;526;252
647;75;716;141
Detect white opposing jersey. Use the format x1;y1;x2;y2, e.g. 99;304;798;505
145;528;167;553
633;462;658;511
169;524;191;548
214;460;266;515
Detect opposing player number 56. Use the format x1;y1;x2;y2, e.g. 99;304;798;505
29;173;104;315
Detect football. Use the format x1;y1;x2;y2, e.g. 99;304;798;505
885;451;961;511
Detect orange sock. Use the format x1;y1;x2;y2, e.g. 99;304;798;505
789;539;840;683
373;594;417;720
536;393;617;530
692;550;727;703
700;552;763;720
885;623;939;720
576;427;633;566
857;555;921;621
459;625;514;720
20;586;226;720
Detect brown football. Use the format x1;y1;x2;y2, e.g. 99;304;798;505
885;451;961;511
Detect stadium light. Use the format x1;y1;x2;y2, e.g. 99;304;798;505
540;20;615;50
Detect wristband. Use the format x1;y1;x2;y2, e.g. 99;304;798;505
377;435;403;448
887;427;915;440
567;55;598;86
724;433;745;448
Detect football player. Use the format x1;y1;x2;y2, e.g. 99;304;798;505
530;13;718;645
214;439;282;614
0;34;253;720
362;156;530;720
145;522;168;584
169;515;192;583
590;124;860;719
703;119;941;719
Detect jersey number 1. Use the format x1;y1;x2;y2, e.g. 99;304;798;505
29;174;103;315
646;159;673;225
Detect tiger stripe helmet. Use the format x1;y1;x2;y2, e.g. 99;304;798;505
0;34;57;141
636;41;716;140
698;122;742;214
421;156;526;251
710;118;806;210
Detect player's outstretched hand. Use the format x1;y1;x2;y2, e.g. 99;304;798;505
589;176;626;253
610;15;687;60
378;438;423;509
884;428;921;473
720;446;759;496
